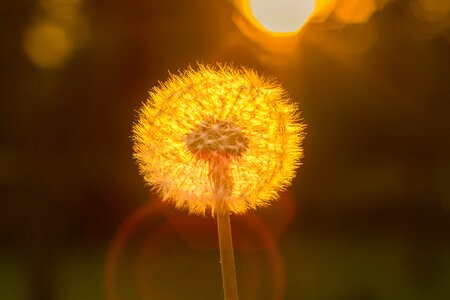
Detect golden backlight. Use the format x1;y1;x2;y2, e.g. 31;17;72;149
248;0;316;35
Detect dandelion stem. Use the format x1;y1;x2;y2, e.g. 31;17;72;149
216;195;239;300
209;156;239;299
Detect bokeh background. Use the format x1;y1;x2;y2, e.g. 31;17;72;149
1;0;450;299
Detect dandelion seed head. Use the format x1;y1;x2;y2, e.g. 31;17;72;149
133;64;305;215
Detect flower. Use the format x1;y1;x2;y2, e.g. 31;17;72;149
133;64;305;215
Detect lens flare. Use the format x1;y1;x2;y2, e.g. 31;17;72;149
23;22;73;69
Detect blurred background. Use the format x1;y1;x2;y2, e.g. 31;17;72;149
1;0;450;299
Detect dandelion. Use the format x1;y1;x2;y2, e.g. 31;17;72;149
133;64;305;300
133;64;304;214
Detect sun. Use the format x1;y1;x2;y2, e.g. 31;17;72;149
247;0;316;35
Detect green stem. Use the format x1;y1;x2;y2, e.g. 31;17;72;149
216;196;239;300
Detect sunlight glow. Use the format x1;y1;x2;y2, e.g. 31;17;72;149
39;0;83;20
247;0;316;35
410;0;450;23
334;0;377;23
